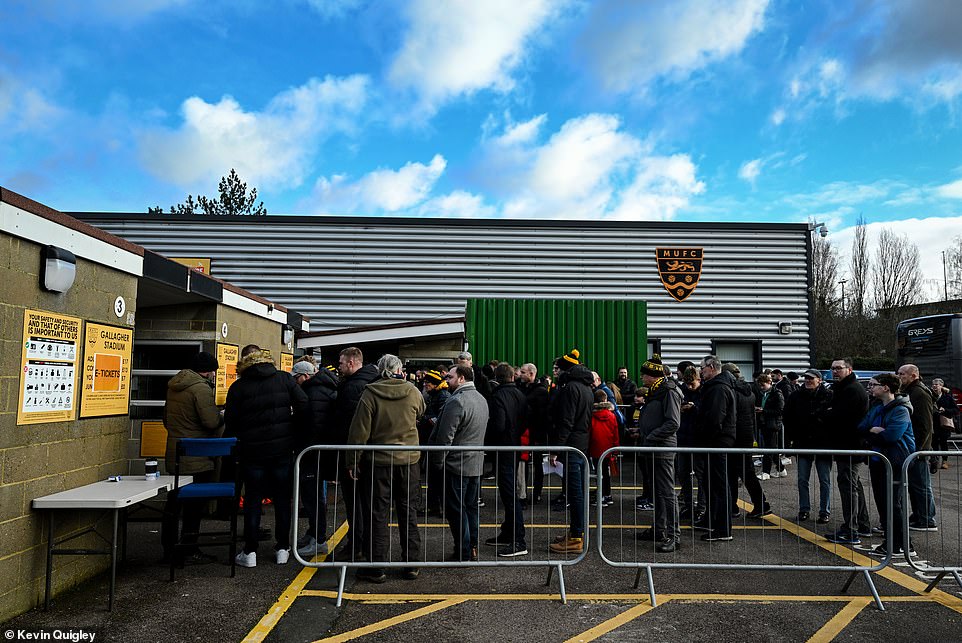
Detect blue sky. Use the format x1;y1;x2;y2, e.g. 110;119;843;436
2;0;961;293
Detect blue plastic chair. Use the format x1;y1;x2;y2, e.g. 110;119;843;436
169;437;240;580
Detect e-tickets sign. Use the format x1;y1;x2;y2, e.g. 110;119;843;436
17;309;82;425
215;343;239;405
80;322;134;418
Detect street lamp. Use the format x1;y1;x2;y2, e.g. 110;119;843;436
839;278;847;316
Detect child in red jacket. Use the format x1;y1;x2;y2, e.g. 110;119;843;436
590;389;620;506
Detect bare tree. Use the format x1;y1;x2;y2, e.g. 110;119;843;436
813;236;840;313
945;234;962;300
871;228;923;310
849;214;870;316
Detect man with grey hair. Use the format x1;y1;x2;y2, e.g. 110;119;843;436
456;351;489;398
695;355;737;541
347;354;425;582
431;363;489;561
897;363;938;531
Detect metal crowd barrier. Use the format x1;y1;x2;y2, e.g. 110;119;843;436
900;451;962;593
292;444;591;606
596;447;893;610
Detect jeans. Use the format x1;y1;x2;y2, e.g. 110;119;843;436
496;453;526;546
594;456;612;497
445;473;480;558
729;452;766;514
907;457;936;526
796;455;832;515
299;451;326;541
870;459;907;551
835;458;869;533
361;463;421;565
242;457;293;554
761;426;785;475
677;452;706;513
565;453;587;538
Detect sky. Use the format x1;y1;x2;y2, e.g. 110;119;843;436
2;0;961;297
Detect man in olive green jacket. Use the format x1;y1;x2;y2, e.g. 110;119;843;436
161;351;224;562
347;354;425;581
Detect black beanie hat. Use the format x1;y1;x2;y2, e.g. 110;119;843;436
191;351;219;373
641;354;664;378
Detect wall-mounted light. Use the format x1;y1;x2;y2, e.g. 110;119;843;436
282;324;295;345
40;245;76;293
778;321;792;335
267;303;275;315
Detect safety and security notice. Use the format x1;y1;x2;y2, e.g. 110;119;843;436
80;322;133;418
18;309;82;425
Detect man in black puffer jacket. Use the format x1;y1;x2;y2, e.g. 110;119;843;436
825;358;870;544
722;364;770;520
292;361;338;558
695;355;737;541
485;363;530;556
225;346;309;568
331;346;380;560
548;350;594;554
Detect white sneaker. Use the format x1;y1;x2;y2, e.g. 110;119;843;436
275;548;291;565
235;551;256;568
780;456;792;466
296;536;330;558
757;472;770;480
774;469;788;478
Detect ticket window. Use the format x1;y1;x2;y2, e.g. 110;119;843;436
129;341;202;420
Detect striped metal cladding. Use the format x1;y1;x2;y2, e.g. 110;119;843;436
76;215;813;371
466;299;647;382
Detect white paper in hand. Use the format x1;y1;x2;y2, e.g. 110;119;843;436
542;455;564;477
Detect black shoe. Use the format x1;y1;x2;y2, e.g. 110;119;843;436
497;543;528;557
796;511;810;522
816;512;830;524
701;532;733;542
747;504;773;519
356;568;387;583
731;510;741;519
484;535;508;547
477;497;486;507
693;518;711;532
656;537;680;553
635;528;656;541
679;507;693;520
401;567;419;580
532;494;542;505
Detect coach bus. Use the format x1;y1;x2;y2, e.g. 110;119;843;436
896;312;962;404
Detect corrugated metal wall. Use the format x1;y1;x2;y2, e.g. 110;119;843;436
466;298;647;380
75;214;814;372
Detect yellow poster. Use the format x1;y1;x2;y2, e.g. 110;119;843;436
140;421;168;458
215;343;239;405
17;309;82;425
79;323;134;418
280;353;294;372
170;257;212;274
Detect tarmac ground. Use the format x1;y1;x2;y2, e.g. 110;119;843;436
4;457;962;642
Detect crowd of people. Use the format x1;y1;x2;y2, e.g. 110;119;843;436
160;345;960;580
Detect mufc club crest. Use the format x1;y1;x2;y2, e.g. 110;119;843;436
656;247;704;302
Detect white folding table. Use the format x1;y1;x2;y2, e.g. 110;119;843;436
33;475;191;611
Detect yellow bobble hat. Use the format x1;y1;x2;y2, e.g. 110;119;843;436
562;348;580;365
423;369;445;386
641;354;665;378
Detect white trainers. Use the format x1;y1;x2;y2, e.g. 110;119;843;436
773;469;788;478
780;456;792;466
275;548;291;565
757;472;771;480
235;551;256;568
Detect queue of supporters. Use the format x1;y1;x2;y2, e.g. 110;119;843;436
160;345;960;581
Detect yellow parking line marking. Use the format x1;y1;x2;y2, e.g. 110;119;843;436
400;522;780;530
806;597;873;643
313;598;465;643
563;598;667;643
241;521;349;643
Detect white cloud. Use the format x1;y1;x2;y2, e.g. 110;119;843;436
418;190;496;218
0;71;65;135
577;0;768;93
491;113;704;220
770;108;786;126
311;154;446;213
491;113;547;147
387;0;557;113
738;159;762;185
302;0;361;19
937;178;962;199
138;75;369;190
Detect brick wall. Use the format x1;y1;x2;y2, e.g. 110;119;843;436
0;233;137;621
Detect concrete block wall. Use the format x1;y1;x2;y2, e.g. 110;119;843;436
0;232;137;622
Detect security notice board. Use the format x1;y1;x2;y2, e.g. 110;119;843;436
79;322;134;418
18;309;82;425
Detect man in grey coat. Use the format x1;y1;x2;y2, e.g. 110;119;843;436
430;364;489;561
635;356;682;552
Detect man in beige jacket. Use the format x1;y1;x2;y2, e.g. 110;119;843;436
347;354;425;582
